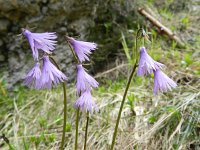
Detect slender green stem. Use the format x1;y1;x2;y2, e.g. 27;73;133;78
135;28;143;63
61;82;67;150
135;34;138;63
110;28;142;150
66;38;80;64
49;57;67;150
110;63;137;150
84;112;90;150
65;38;81;150
75;108;80;150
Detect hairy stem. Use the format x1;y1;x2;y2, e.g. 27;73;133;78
84;112;90;150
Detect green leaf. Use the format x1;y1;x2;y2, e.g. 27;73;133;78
121;32;132;64
148;116;157;123
184;53;193;65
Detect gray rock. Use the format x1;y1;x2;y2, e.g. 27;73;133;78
0;0;139;87
0;40;3;46
0;19;10;31
0;54;5;61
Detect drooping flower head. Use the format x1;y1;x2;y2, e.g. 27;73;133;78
39;56;67;89
138;47;164;76
24;63;41;89
76;64;99;95
66;36;97;62
22;28;57;60
153;69;177;95
75;89;97;113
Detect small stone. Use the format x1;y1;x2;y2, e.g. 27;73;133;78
0;40;3;46
60;27;67;32
0;19;10;31
42;0;48;3
42;6;48;14
0;54;5;61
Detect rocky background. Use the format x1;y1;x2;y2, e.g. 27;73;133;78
0;0;193;87
0;0;140;87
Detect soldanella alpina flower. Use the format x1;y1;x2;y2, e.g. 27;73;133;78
138;47;164;76
24;63;41;89
153;69;177;95
22;28;57;60
66;36;97;62
76;64;99;95
75;89;97;113
39;56;67;89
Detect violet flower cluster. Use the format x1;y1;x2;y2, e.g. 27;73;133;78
22;29;67;89
137;47;177;94
67;37;98;113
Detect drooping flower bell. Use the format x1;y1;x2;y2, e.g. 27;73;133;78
138;47;164;76
66;36;97;62
76;64;99;95
153;69;177;95
22;28;57;60
39;56;67;89
24;63;41;89
75;88;97;113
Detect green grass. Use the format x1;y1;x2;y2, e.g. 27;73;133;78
0;51;199;149
1;1;200;149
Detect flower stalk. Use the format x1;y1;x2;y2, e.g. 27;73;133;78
49;57;67;150
66;40;80;150
75;108;80;150
84;111;90;150
61;81;67;150
110;29;142;150
110;62;137;150
66;36;98;150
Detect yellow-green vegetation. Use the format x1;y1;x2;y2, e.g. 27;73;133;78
1;1;200;150
0;35;199;149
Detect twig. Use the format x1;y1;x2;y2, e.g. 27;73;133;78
94;63;130;78
138;7;185;48
0;134;15;149
1;134;9;144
